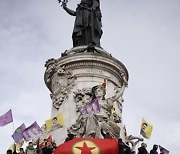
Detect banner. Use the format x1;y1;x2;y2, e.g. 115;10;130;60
159;145;169;154
0;109;13;126
9;139;24;152
12;123;26;143
80;98;100;117
23;121;42;141
45;113;64;133
140;118;153;139
54;138;118;154
39;136;53;149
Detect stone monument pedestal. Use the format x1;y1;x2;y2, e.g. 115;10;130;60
44;46;128;145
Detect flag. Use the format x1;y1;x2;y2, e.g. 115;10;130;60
0;109;13;126
80;98;100;117
23;121;42;141
9;139;24;152
12;123;26;143
39;136;53;149
54;138;119;154
102;79;106;88
123;125;127;138
159;145;169;154
140;118;153;139
45;113;64;133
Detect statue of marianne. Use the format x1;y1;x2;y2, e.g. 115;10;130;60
62;0;103;47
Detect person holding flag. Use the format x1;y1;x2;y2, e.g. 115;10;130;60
25;142;36;154
137;143;148;154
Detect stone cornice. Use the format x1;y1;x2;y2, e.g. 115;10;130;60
57;47;129;83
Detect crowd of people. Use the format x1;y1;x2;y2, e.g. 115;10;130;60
118;138;167;154
6;139;57;154
137;143;166;154
7;135;167;154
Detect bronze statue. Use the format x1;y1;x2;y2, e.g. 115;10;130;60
61;0;103;47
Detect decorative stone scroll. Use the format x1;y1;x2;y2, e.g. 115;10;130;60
44;58;76;110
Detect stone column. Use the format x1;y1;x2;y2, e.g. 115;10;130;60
44;46;129;145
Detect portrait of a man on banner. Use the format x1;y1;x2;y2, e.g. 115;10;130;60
45;113;64;133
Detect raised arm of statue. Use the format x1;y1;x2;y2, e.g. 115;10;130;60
62;3;76;16
107;73;127;107
107;83;126;107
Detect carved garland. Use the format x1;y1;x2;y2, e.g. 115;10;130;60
44;58;76;110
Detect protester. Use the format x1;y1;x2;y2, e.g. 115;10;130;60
19;148;25;154
7;150;13;154
26;142;36;154
150;144;158;154
52;141;57;151
6;149;18;154
124;144;131;154
137;143;148;154
101;129;112;139
118;138;131;154
64;133;75;142
41;141;53;154
6;144;18;154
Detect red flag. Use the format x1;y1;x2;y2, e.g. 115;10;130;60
102;79;106;88
123;125;127;137
54;138;119;154
39;136;53;149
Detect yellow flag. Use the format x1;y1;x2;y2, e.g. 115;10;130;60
45;113;64;133
9;139;24;151
140;118;153;139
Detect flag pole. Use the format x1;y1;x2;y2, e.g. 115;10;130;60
11;111;16;152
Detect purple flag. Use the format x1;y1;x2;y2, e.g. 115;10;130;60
12;123;26;143
0;109;13;126
23;121;42;141
81;98;101;117
159;145;169;154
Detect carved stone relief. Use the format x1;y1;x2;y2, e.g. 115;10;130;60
73;88;92;112
44;58;76;110
68;81;127;139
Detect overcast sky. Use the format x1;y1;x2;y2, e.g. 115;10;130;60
0;0;180;153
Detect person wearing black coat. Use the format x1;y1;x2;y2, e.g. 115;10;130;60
150;144;158;154
137;143;148;154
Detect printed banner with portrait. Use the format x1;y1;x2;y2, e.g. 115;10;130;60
140;118;153;139
23;121;42;141
45;113;64;133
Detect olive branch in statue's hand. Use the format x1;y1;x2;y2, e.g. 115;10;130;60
58;0;68;6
